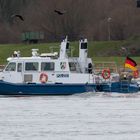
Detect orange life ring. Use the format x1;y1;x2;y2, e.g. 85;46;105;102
133;70;139;79
40;73;48;83
102;69;110;79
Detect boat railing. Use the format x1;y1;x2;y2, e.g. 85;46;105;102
94;61;118;74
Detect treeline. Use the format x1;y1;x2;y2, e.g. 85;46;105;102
0;0;140;43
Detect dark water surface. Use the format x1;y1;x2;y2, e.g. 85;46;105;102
0;93;140;140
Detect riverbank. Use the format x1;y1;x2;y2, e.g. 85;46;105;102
0;38;140;66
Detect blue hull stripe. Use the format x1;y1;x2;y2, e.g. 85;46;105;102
0;81;139;95
0;81;96;95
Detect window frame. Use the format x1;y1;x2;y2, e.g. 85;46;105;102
5;62;16;72
41;62;55;71
17;63;22;72
69;62;77;72
25;62;39;71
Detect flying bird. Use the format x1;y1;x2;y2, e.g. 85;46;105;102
11;14;24;21
54;10;66;15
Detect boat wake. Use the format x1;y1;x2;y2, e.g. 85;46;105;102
73;91;140;98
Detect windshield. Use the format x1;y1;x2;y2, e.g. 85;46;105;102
5;62;16;71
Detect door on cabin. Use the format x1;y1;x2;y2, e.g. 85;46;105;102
3;62;23;83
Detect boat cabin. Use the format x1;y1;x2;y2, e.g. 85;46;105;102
1;38;95;84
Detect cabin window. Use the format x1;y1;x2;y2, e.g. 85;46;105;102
81;42;87;49
5;62;16;71
69;62;77;71
17;63;22;72
41;62;54;71
25;62;38;71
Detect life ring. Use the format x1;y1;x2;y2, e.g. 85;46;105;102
133;70;139;79
40;73;48;83
102;69;110;79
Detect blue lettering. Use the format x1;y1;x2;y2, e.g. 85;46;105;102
56;74;69;78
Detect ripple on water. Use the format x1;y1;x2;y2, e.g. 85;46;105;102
0;93;140;140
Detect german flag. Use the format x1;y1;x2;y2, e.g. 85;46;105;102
125;57;137;71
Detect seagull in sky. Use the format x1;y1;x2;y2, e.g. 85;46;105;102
11;14;24;21
54;10;66;15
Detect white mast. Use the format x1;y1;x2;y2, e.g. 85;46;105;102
79;39;88;73
59;36;69;59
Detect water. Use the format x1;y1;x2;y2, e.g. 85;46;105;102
0;93;140;140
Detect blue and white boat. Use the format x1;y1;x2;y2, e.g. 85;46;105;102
0;37;139;95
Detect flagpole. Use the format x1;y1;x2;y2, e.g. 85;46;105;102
121;47;127;72
124;57;126;72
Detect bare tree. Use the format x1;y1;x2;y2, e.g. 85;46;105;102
0;0;140;43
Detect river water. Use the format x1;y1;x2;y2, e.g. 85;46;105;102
0;92;140;140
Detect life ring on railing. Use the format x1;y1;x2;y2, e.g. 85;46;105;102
102;69;110;79
133;70;139;79
40;73;48;83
